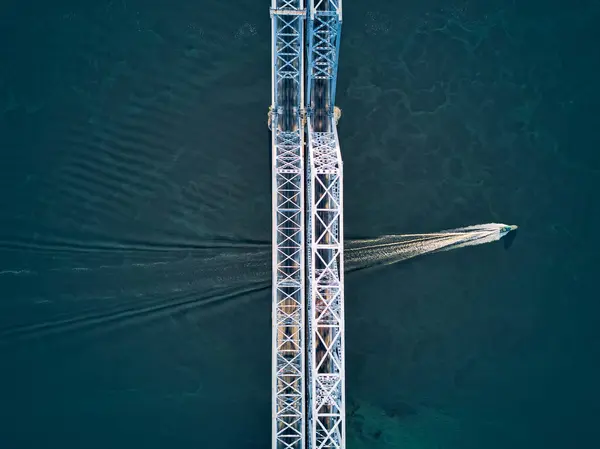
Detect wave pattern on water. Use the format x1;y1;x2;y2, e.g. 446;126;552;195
1;0;269;253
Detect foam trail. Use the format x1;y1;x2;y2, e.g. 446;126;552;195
346;223;517;272
0;223;515;342
0;246;271;343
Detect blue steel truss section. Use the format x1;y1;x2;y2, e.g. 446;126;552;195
306;0;342;116
270;1;307;449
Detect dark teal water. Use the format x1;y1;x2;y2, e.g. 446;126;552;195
1;1;599;448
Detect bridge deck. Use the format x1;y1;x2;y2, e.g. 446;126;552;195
270;1;306;449
271;1;344;448
306;3;344;448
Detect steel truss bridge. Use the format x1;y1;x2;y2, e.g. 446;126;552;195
269;1;344;448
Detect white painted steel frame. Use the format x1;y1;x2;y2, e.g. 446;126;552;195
306;121;345;449
306;1;344;448
270;1;307;449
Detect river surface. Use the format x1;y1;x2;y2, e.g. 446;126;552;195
1;1;598;448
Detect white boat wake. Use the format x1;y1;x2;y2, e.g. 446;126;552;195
0;223;517;342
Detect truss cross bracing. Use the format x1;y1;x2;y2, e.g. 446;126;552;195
306;121;344;449
271;2;306;449
306;2;344;448
270;1;343;449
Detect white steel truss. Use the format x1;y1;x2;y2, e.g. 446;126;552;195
271;0;344;448
270;2;307;449
306;119;345;449
306;1;344;448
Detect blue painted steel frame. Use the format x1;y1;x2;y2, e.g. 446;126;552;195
306;0;342;116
